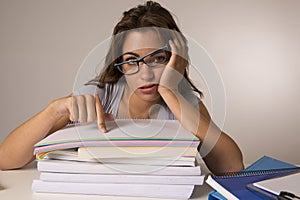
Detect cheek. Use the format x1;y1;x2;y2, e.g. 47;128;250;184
153;67;165;80
125;75;139;89
125;66;166;87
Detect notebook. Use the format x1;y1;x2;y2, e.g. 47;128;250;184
250;171;300;197
207;156;300;200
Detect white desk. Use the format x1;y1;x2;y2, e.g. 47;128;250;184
0;161;213;200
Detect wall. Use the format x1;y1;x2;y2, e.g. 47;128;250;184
0;0;299;165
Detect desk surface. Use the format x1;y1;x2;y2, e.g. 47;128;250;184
0;161;213;200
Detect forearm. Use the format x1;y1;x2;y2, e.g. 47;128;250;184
159;88;244;174
158;87;200;135
0;102;68;170
201;130;244;175
197;118;244;174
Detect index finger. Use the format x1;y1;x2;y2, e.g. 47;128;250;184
94;94;107;133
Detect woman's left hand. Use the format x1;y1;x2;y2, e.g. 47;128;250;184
158;32;189;92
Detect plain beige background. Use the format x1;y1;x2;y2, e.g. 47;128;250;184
0;0;299;165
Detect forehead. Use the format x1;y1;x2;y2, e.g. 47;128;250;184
122;30;164;53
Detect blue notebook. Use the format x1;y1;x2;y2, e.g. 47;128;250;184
207;156;300;200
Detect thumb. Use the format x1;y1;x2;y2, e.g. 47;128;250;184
105;113;115;121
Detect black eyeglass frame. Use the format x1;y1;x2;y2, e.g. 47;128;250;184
114;44;170;75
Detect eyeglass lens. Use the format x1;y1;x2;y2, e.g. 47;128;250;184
119;49;168;75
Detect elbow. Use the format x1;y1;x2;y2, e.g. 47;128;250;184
0;164;19;171
202;145;245;176
222;153;245;175
0;159;29;171
0;148;32;170
232;145;245;172
228;159;244;173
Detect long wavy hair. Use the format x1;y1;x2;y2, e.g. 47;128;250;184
87;1;202;97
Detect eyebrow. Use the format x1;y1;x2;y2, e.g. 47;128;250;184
122;45;167;58
122;52;140;57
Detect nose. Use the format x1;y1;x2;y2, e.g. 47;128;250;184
139;62;154;81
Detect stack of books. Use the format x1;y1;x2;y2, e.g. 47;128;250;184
32;119;204;199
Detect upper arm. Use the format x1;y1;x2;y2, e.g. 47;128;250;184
198;101;211;122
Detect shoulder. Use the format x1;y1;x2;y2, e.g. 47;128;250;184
73;84;104;96
74;80;125;95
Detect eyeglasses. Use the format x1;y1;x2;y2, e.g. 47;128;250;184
114;45;170;75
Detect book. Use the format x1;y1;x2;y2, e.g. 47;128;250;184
32;119;202;199
206;156;300;200
34;119;200;159
207;156;300;200
250;171;300;198
39;172;205;185
78;145;198;159
32;180;195;199
206;168;300;200
37;159;202;175
45;149;196;166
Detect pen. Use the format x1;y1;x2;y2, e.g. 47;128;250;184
278;191;300;200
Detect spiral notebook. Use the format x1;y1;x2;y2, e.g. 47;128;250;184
249;171;300;199
206;156;300;200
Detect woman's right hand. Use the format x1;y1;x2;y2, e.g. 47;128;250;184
0;93;111;170
50;94;111;133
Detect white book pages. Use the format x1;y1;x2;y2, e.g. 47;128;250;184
32;180;195;199
44;148;196;166
78;146;198;159
34;120;199;155
39;172;205;185
206;175;239;200
37;159;201;175
45;153;195;166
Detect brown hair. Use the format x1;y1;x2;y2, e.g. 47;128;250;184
88;1;202;97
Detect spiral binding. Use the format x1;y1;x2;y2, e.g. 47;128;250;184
211;167;300;179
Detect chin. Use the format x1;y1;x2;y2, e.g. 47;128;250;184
136;92;161;103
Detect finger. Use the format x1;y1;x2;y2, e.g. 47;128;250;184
169;30;188;57
167;39;188;76
172;37;184;54
85;94;97;123
168;40;177;64
173;38;181;48
94;94;107;133
172;30;185;45
105;113;115;121
70;96;79;122
76;95;87;124
176;32;187;48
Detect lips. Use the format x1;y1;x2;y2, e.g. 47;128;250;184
138;84;158;94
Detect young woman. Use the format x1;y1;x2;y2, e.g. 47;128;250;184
0;1;244;175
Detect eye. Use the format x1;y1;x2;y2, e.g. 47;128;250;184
124;57;138;65
154;55;167;63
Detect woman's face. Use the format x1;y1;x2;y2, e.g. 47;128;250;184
121;30;167;103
